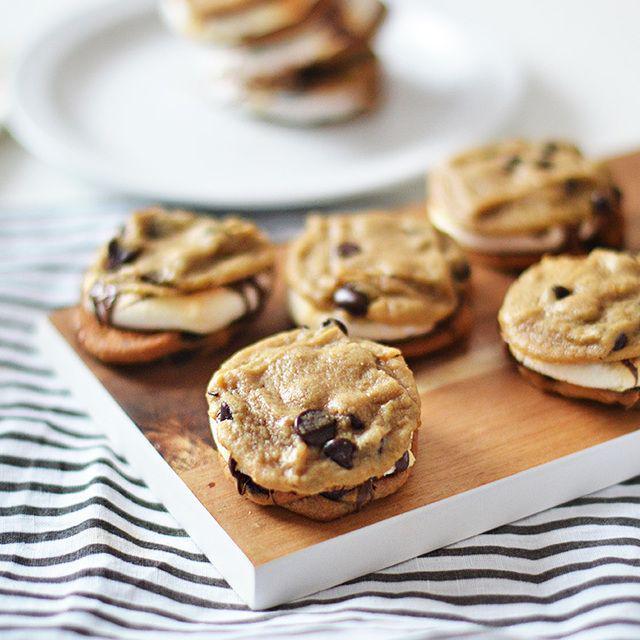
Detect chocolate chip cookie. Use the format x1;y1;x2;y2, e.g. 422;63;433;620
499;249;640;407
286;207;472;358
206;322;421;520
428;139;624;271
76;207;275;364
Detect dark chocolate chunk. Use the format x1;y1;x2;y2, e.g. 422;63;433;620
591;192;611;214
106;239;140;271
394;451;410;474
217;402;232;421
320;488;351;502
613;333;628;352
503;155;522;173
323;438;356;469
451;261;471;282
552;285;572;300
294;410;336;447
333;283;369;317
347;413;365;431
140;272;165;286
622;359;638;384
541;142;558;161
564;178;581;196
356;478;375;509
612;185;623;205
89;282;117;325
322;317;348;335
228;458;269;496
337;242;361;258
233;277;266;316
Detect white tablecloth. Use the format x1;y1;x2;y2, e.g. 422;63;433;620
1;203;640;639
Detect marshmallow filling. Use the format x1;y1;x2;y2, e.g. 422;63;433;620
509;344;639;393
86;272;271;335
430;207;602;255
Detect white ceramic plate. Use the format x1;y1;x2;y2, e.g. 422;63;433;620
9;0;523;209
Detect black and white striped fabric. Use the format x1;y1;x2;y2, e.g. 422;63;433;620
2;204;640;640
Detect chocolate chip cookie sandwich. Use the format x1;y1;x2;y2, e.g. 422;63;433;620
207;322;420;520
222;0;386;86
161;0;319;45
76;207;275;365
229;49;381;126
428;139;624;271
499;249;640;407
286;208;472;357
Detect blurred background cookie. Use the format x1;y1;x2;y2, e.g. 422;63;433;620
77;207;275;364
160;0;320;45
162;0;387;125
286;206;472;357
499;249;640;407
428;139;624;271
206;323;420;521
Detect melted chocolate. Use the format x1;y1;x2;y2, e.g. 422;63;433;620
89;282;118;325
228;458;269;497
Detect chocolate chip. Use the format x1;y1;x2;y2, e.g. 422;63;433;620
613;333;628;352
320;488;351;501
503;155;521;173
356;478;375;509
333;284;369;317
228;458;269;496
541;142;558;161
612;185;623;205
337;242;361;258
564;178;581;196
347;414;365;431
591;192;611;214
140;272;164;285
322;317;348;335
217;403;232;421
451;261;471;282
323;438;356;469
294;410;336;447
89;282;117;325
106;239;140;271
394;451;410;474
552;285;572;300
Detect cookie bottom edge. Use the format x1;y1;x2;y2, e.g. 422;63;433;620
73;306;236;365
515;361;640;409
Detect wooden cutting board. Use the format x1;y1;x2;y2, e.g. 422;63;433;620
38;153;640;609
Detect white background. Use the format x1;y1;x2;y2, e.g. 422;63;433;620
0;0;639;209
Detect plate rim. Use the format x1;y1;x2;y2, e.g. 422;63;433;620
8;0;524;210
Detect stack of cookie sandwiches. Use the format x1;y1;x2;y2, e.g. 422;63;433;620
428;139;624;271
76;207;275;364
206;322;420;520
500;249;640;408
286;208;472;357
161;0;387;125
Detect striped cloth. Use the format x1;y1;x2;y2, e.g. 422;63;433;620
1;204;640;640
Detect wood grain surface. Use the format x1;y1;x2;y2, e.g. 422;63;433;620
49;153;640;567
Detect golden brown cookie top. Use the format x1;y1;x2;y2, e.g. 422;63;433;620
499;249;640;363
207;324;421;495
82;208;274;299
286;208;469;327
428;139;620;236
